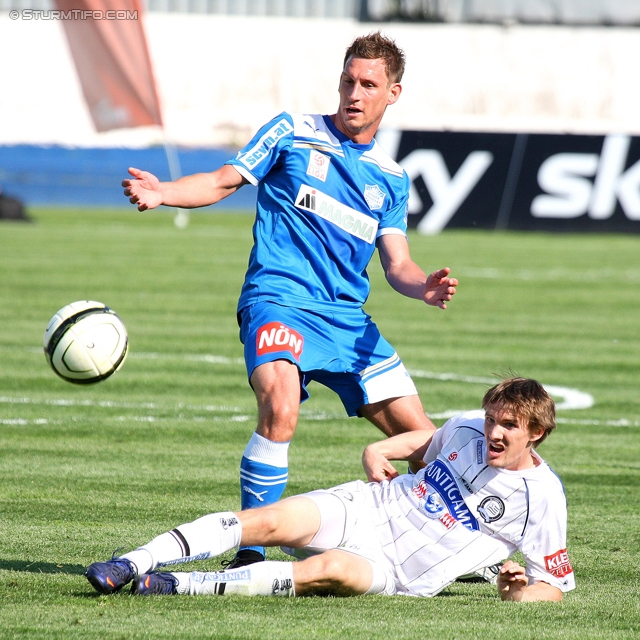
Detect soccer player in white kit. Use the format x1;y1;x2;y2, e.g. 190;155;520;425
85;378;575;602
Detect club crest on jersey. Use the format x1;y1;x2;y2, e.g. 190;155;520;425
306;150;331;182
364;184;386;210
478;496;505;523
424;491;445;517
256;322;304;361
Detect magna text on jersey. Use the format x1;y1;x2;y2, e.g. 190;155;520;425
295;184;378;244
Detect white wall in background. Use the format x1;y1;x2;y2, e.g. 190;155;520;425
1;13;639;147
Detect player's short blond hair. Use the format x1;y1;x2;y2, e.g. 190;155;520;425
343;32;405;84
482;377;556;448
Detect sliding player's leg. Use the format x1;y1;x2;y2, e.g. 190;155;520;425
292;549;375;596
133;486;395;598
136;549;375;597
85;496;320;595
133;487;393;598
84;510;243;595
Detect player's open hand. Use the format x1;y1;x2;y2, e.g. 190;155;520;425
122;167;164;211
424;268;458;309
496;560;529;601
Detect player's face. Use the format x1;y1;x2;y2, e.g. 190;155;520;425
333;56;402;144
483;404;543;471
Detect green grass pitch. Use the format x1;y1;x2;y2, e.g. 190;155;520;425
0;207;639;638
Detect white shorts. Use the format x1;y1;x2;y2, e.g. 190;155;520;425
281;480;397;596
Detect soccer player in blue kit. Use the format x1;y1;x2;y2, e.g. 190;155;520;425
122;32;458;568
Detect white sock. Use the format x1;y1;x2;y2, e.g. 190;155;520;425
122;511;242;573
175;561;295;597
121;548;154;575
243;431;290;467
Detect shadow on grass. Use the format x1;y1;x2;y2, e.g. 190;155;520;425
0;559;86;575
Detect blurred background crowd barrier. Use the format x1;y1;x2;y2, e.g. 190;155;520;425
2;0;638;24
1;0;639;231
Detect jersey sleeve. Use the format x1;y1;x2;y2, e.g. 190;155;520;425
226;112;295;186
377;173;410;238
518;478;576;593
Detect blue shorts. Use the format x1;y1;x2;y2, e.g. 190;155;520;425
238;302;418;416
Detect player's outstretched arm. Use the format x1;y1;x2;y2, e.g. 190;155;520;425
377;235;457;309
496;561;563;602
122;165;248;211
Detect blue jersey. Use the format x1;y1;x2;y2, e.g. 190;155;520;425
227;112;410;314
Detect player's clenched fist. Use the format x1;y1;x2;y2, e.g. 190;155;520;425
123;167;164;211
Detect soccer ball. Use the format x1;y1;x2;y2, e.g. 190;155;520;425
43;301;129;384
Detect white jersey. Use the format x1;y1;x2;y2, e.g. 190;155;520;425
365;411;575;597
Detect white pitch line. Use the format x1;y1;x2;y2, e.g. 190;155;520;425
130;352;245;365
459;267;640;283
556;417;640;427
3;413;638;429
131;353;596;411
0;395;247;414
0;414;254;426
407;370;593;411
0;346;245;365
0;348;595;412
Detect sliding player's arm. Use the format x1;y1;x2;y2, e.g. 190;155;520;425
123;164;248;211
497;561;563;602
362;430;435;482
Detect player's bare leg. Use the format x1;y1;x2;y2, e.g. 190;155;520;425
292;550;373;596
359;394;436;473
359;394;435;437
233;360;302;565
238;496;321;548
251;359;302;442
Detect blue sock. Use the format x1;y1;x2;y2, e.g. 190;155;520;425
239;432;290;557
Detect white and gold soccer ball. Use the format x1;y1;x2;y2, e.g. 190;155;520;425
43;301;129;384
